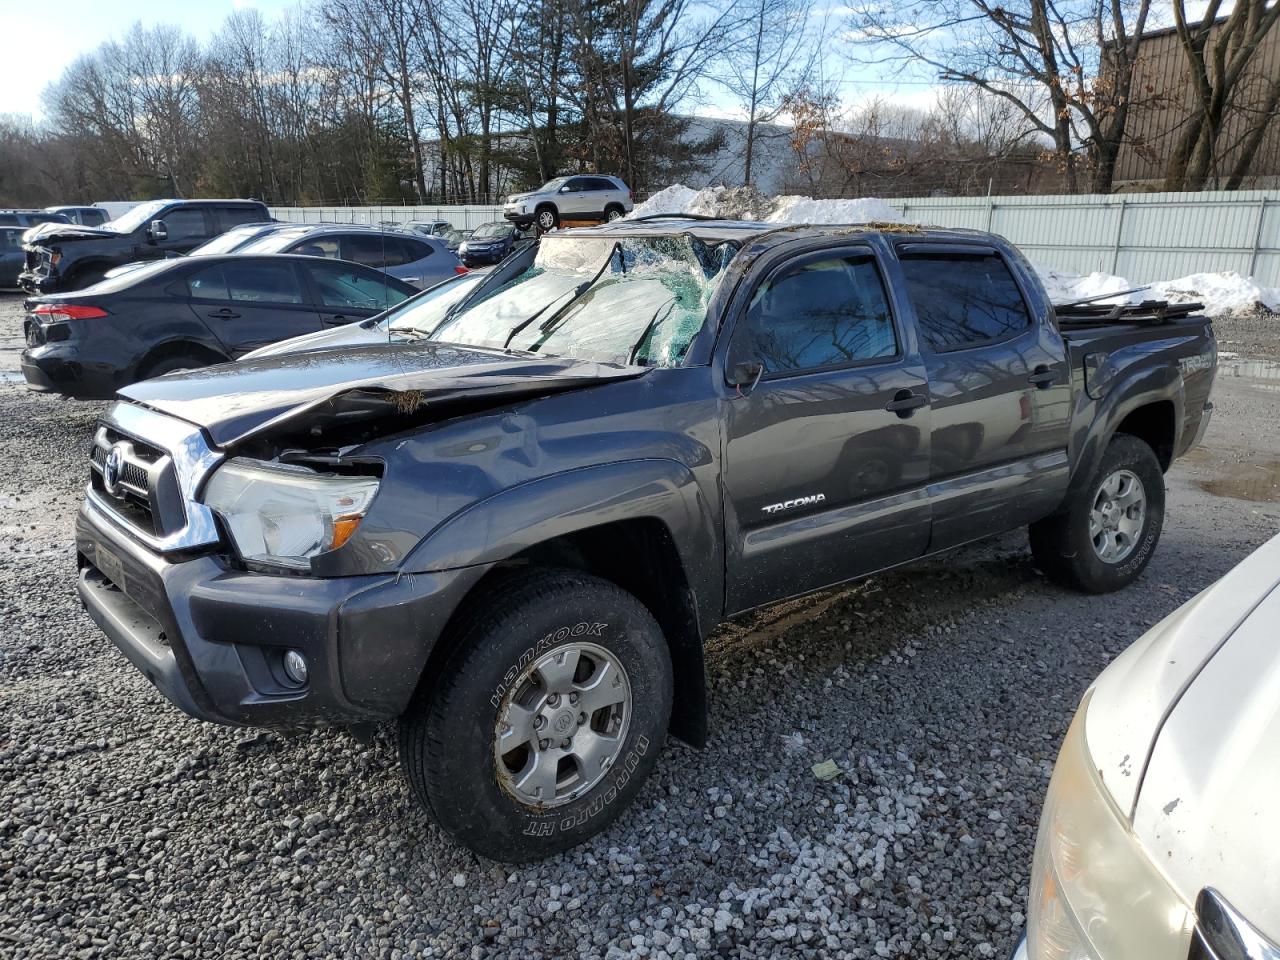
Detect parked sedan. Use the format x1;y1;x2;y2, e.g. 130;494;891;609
102;221;285;280
242;271;483;360
235;224;466;288
0;209;69;229
1013;532;1280;959
456;221;529;266
441;228;472;253
1;226;27;288
20;255;417;399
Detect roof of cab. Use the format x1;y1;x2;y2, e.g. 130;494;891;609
553;215;999;250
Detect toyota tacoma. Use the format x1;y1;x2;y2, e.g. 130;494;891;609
73;217;1216;861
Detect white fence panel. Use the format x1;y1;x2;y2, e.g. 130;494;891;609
272;190;1280;286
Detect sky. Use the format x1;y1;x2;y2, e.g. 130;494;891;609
0;0;296;119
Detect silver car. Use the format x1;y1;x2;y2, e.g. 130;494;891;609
235;224;466;289
503;175;633;232
403;219;454;237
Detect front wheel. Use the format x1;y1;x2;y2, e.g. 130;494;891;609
1030;433;1165;593
399;569;673;861
535;207;559;232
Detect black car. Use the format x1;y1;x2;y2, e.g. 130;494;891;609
0;209;70;228
19;198;273;294
21;254;416;399
1;226;26;288
456;221;530;266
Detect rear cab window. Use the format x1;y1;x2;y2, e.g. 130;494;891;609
897;248;1032;351
729;250;899;377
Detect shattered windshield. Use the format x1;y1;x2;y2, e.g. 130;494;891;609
428;234;736;367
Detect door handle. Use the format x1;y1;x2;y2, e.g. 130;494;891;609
324;314;349;325
206;309;240;319
884;390;928;417
1028;365;1058;388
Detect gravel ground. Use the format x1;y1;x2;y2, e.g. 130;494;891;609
1;292;1278;960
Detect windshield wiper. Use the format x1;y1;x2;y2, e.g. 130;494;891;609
626;296;678;365
525;242;624;355
501;283;583;349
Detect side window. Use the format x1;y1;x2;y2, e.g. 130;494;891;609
186;265;230;300
341;233;399;267
731;253;898;376
400;238;433;262
288;236;341;259
899;252;1032;351
306;262;409;310
84;209;109;226
3;229;23;249
216;206;265;231
162;208;211;243
589;177;616;191
223;262;304;304
564;177;590;192
0;214;16;225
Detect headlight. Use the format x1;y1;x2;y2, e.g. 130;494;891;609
203;458;379;570
1026;693;1195;959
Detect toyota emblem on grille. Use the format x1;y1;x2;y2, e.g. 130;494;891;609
102;444;126;495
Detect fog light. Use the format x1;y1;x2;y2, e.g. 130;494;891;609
282;649;309;686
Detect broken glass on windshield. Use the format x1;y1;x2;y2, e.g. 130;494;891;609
427;234;736;367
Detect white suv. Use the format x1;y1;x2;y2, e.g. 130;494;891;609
503;175;633;232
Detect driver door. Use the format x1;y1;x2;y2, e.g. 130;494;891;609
721;245;932;613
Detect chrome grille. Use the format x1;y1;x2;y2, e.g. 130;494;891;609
84;402;224;553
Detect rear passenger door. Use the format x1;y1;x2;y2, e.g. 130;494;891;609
721;244;932;613
893;242;1071;550
185;261;322;355
301;260;412;326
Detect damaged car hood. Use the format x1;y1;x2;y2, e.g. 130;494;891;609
120;340;647;447
22;222;118;245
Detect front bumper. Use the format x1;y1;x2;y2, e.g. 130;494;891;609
461;248;505;266
75;499;486;728
18;269;59;294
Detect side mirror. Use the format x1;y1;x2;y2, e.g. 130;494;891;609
559;185;572;193
148;219;168;242
726;359;764;394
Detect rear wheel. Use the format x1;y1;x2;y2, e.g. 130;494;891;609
399;569;672;862
605;204;626;222
1030;434;1165;593
535;206;559;232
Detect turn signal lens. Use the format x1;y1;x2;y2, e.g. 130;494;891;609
454;264;469;275
32;303;108;321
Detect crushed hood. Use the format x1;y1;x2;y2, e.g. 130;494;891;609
22;222;118;245
120;340;645;447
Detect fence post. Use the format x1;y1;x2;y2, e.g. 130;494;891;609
1110;199;1127;274
1248;197;1268;279
985;200;995;232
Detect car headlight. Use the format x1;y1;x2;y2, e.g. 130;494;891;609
203;458;379;570
1027;692;1195;959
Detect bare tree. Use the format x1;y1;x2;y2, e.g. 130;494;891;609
715;0;821;185
1164;0;1280;189
844;0;1155;193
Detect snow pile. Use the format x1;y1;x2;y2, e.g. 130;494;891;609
1041;265;1279;317
629;184;902;225
630;183;1278;316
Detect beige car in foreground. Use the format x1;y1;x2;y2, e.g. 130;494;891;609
1014;532;1280;959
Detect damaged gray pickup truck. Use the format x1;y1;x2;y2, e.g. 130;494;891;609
75;217;1216;861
